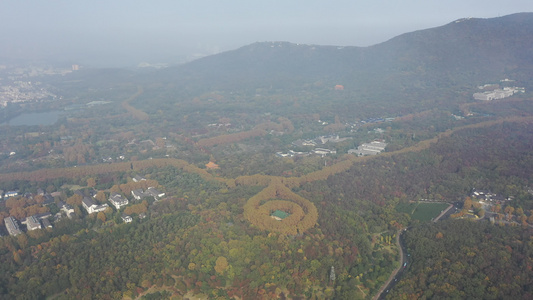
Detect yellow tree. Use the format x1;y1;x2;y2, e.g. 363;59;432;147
214;256;229;275
97;212;106;222
66;194;83;206
94;191;107;204
87;177;96;188
463;197;473;210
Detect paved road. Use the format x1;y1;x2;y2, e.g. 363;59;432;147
374;202;463;299
373;228;408;300
433;203;454;222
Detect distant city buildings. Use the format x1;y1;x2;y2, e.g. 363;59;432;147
473;85;525;101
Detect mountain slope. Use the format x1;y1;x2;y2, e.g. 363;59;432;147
131;12;533;118
369;13;533;82
152;13;532;88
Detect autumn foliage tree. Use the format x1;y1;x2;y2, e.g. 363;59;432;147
214;256;229;275
243;181;318;235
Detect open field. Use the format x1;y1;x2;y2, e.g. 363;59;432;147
396;202;450;222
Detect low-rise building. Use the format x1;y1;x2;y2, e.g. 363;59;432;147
132;175;146;182
146;187;165;201
25;215;42;231
82;197;109;214
58;201;75;218
109;193;129;209
4;190;19;199
313;148;337;156
292;139;317;147
349;140;387;156
42;194;55;205
42;218;53;229
121;214;133;223
4;217;22;236
131;189;146;201
473;87;525;101
33;212;52;220
318;135;340;144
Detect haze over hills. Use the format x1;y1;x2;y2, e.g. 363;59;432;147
147;13;533;94
54;12;533;98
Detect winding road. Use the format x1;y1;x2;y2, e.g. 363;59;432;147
373;228;408;300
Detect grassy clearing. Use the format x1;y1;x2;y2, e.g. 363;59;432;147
397;202;450;222
396;203;417;215
412;203;450;221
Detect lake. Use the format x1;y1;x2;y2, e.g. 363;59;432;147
2;111;63;126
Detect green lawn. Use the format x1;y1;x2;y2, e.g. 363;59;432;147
397;202;450;222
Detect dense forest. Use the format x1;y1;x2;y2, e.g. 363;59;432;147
388;220;533;299
0;114;531;299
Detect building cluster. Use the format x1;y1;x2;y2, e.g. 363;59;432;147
348;140;388;156
1;174;165;236
207;123;232;128
277;134;349;158
4;212;54;236
292;134;347;148
471;189;511;203
275;150;309;158
1;190;20;199
4;216;22;236
473;86;525;101
345;117;395;132
0;80;57;107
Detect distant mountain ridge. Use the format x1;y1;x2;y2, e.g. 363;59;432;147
147;13;533;96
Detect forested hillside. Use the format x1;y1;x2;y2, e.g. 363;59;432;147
388;220;533;299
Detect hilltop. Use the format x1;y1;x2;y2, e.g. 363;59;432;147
126;13;533;118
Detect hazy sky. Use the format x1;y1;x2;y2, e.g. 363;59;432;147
1;1;532;67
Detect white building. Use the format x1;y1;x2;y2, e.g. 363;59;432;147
82;197;109;214
132;175;146;182
313;148;337;156
473;87;524;101
146;187;165;201
25;215;42;231
4;190;19;199
121;215;133;223
109;193;129;210
349;140;387;156
4;217;22;236
58;201;75;218
131;189;145;201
